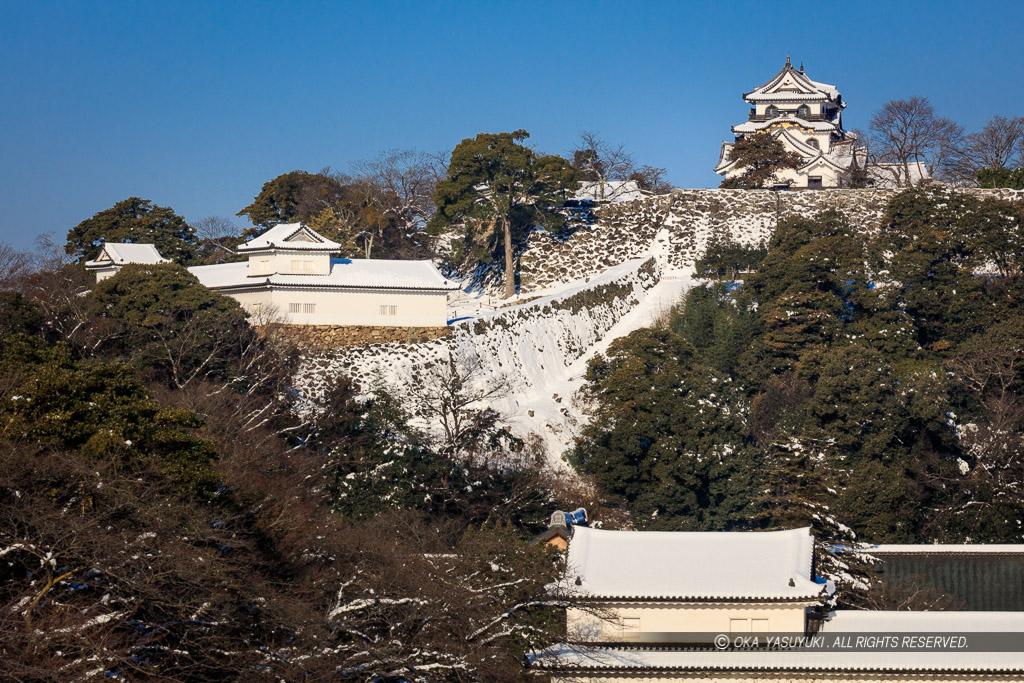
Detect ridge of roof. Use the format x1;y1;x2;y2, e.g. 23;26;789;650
743;61;841;104
732;117;839;135
237;222;343;252
189;257;457;292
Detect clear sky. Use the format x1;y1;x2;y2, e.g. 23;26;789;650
1;0;1022;249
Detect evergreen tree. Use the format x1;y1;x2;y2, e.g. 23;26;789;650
86;263;260;389
720;132;802;189
571;328;757;530
430;130;577;298
871;188;1024;348
65;197;199;265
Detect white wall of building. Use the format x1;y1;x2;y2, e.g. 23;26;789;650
226;286;449;327
567;602;810;643
246;251;332;276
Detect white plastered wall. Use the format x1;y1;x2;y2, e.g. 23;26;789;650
224;286;449;327
567;603;809;643
91;265;119;282
246;251;331;276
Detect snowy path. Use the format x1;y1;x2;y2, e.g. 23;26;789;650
506;273;696;470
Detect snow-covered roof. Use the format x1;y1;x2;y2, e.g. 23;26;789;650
529;644;1024;673
714;141;736;174
773;128;828;158
189;258;457;292
869;544;1024;555
821;610;1024;632
573;180;649;203
744;59;843;106
797;153;848;174
714;128;849;177
865;161;932;189
236;222;342;253
732;117;839;135
84;243;169;269
566;526;822;601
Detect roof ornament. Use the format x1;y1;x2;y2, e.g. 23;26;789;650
799;61;804;73
786;53;791;67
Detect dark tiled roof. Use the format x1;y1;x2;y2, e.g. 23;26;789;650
874;553;1024;611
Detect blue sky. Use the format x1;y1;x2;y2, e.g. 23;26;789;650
1;0;1022;249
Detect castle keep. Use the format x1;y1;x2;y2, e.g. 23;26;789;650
715;57;857;189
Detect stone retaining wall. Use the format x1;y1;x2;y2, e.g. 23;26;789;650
260;324;450;350
518;188;1024;292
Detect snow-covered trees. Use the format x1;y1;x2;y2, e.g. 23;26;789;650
0;237;580;680
575;189;1024;548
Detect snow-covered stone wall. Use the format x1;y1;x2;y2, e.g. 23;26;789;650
296;257;659;456
519;188;1024;292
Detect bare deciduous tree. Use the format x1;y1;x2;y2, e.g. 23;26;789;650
867;96;963;187
0;242;29;289
946;115;1024;185
404;351;514;465
571;130;638;200
629;164;673;194
16;233;107;350
192;215;242;264
352;149;439;232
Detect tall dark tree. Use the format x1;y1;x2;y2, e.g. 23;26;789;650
571;327;757;529
236;170;343;232
65;197;198;265
431;130;577;298
86;263;263;390
719;132;801;189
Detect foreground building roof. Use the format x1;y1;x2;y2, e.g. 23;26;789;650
566;526;822;602
529;644;1024;675
535;611;1024;675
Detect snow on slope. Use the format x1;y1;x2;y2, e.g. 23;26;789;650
518;274;695;464
295;257;664;470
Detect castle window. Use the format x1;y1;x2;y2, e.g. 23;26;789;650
808;176;823;188
288;303;301;313
303;303;316;314
766;105;779;117
807;138;819;149
797;105;810;118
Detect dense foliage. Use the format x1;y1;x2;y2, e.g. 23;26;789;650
238;167;435;260
978;166;1024;189
65;197;200;265
575;189;1024;549
0;248;576;681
